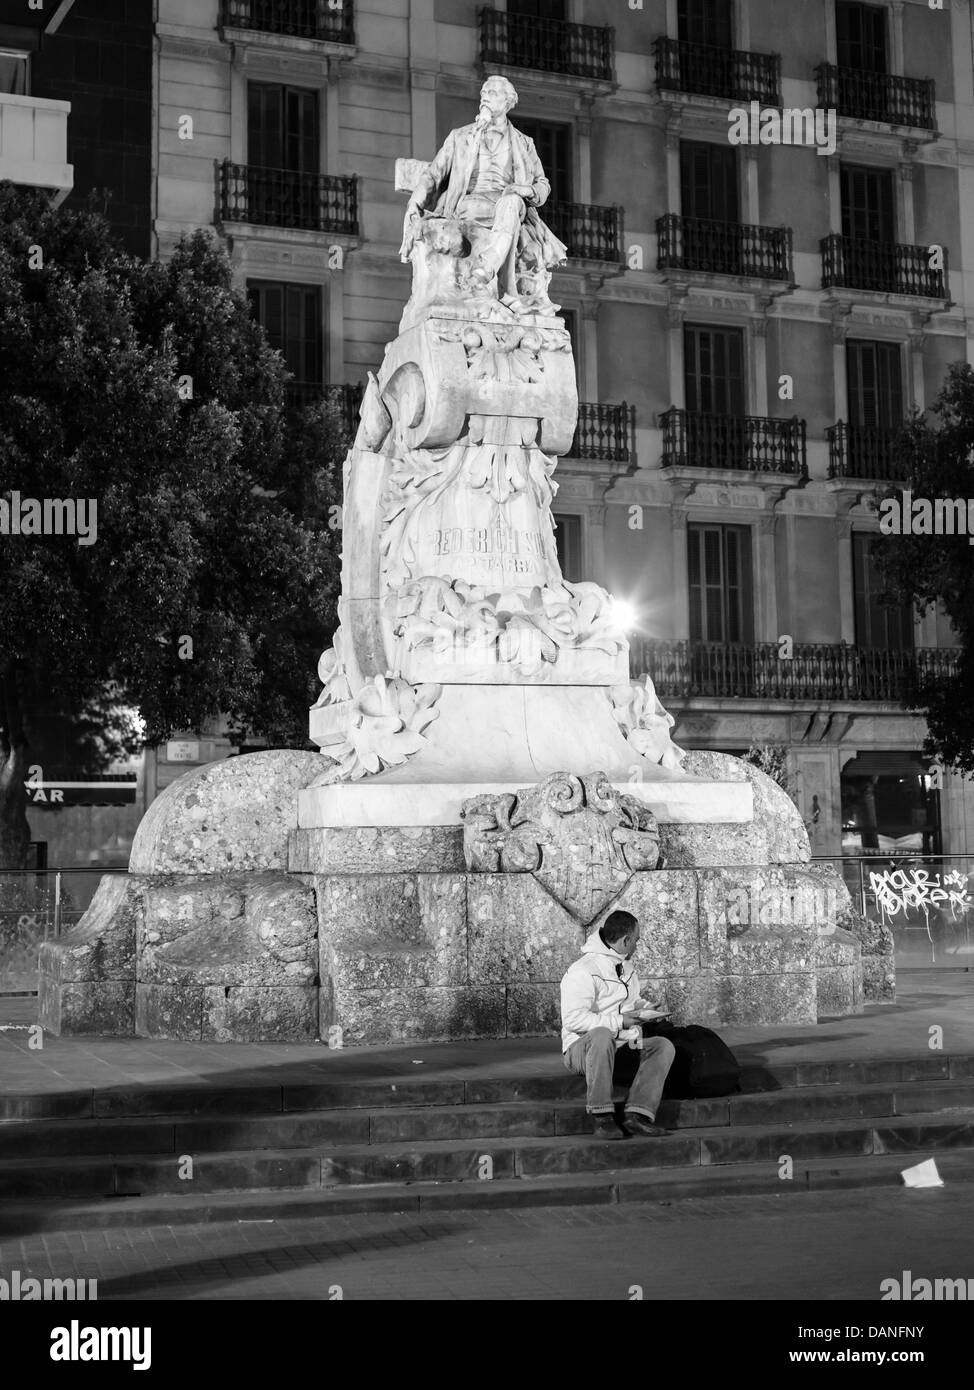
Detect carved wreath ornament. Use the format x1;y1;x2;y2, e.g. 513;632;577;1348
387;576;626;677
314;667;442;784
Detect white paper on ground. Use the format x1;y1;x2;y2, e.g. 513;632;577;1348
901;1158;944;1188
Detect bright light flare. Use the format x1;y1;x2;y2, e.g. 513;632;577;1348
609;598;639;633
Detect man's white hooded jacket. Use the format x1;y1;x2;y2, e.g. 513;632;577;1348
560;929;651;1054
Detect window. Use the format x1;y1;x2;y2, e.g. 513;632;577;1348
678;0;733;49
836;1;887;73
247;281;323;394
248;83;319;173
688;523;753;644
512;118;572;204
683;325;746;468
846;340;903;429
841;754;941;857
680;141;739;224
853;533;914;651
553;513;582;582
684;325;745;416
0;49;28;95
841;165;894;243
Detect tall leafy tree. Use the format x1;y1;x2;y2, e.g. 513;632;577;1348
877;362;974;773
0;184;344;867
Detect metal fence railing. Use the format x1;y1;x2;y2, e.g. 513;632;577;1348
0;869;128;995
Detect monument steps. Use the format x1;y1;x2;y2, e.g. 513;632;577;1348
3;1077;974;1160
2;1052;968;1124
1;1059;973;1214
1;1143;973;1234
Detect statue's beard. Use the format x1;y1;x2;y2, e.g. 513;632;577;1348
476;104;506;129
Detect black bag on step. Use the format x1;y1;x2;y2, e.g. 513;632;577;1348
649;1023;742;1099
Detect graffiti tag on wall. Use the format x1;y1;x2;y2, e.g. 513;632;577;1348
868;867;973;923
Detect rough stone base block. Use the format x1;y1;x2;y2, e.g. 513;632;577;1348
39;978;135;1036
289;825;464;874
204;985;318;1042
507;984;560;1037
36;796;870;1043
863;956;897;1003
710;971;818;1025
815;929;865;1019
135;983;204;1040
322;986;506;1045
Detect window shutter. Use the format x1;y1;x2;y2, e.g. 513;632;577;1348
678;0;733;49
836;2;887;73
680;141;739;224
840;165;895;242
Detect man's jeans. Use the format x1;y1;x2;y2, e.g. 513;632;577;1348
564;1028;676;1119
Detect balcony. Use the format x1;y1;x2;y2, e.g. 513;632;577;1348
816;63;936;132
660;408;807;478
657;214;792;282
632;638;959;705
569;402;635;463
545;201;623;264
821;234;948;300
286;381;363;436
653;37;780;105
219;0;355;45
479;7;614;83
219;161;358;236
0;93;72;203
827;422;910;483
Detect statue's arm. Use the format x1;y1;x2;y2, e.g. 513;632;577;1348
521;137;551;208
400;130;456;261
409;130;455;213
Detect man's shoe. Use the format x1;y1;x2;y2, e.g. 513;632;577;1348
623;1113;670;1137
592;1115;628;1141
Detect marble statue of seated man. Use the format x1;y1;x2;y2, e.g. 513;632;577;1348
398;74;568;315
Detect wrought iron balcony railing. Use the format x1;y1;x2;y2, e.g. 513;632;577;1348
286;381;363;435
657;213;793;281
660;408;807;477
479;7;614;82
569;402;635;463
219;161;358;235
544;201;623;264
827;421;911;483
219;0;355;44
631;638;959;705
816;62;936;131
653;36;781;105
821;234;948;299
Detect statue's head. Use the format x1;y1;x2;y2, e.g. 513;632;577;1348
479;75;518;119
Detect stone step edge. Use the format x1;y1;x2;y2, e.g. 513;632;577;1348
2;1147;972;1233
0;1107;970;1175
4;1057;972;1120
3;1081;974;1147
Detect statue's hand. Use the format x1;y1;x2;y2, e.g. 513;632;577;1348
400;203;423;262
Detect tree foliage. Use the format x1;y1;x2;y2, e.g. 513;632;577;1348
0;184;344;866
876;363;974;775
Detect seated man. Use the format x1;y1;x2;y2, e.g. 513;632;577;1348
560;909;675;1140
